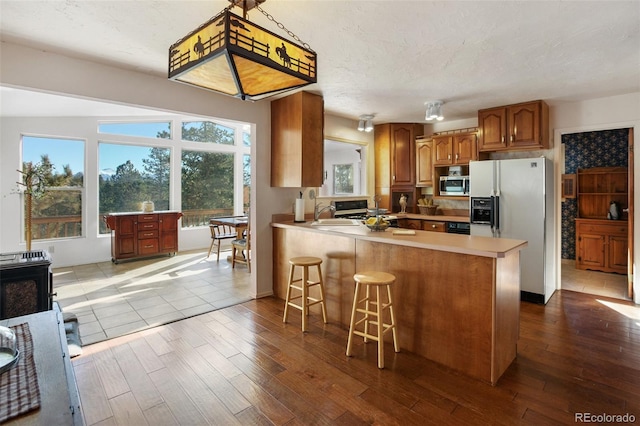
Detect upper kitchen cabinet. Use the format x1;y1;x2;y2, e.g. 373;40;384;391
375;123;423;180
375;123;423;208
271;91;324;187
433;131;477;166
416;137;433;187
478;100;550;152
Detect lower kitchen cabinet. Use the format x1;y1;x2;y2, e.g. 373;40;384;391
104;211;183;263
422;220;446;232
398;219;422;230
397;218;446;232
575;218;628;274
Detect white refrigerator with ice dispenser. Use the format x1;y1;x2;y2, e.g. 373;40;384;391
469;157;556;304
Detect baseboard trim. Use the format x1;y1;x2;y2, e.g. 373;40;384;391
521;291;545;304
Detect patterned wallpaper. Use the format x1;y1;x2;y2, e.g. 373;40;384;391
562;129;629;259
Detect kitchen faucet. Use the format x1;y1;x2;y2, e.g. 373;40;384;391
314;203;335;221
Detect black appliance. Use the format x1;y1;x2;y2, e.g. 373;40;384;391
332;199;369;219
0;250;53;320
470;197;496;226
446;222;471;235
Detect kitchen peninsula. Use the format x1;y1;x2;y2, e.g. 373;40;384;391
272;221;527;385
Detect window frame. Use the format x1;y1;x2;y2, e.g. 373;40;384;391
20;134;86;242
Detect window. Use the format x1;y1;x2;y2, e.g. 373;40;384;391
98;143;170;234
181;150;234;227
333;164;354;194
242;126;251;147
320;139;367;196
98;121;172;139
180;120;250;227
243;154;251;212
21;136;85;241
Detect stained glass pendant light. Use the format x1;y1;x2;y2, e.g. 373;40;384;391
168;0;317;101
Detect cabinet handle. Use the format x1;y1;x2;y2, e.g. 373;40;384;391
501;135;505;143
432;225;436;228
143;224;153;228
448;154;451;160
456;153;459;160
143;232;153;236
144;245;154;249
510;134;514;142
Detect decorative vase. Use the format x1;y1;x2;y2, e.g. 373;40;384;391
142;201;154;213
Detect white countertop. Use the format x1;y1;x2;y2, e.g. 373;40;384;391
272;221;526;259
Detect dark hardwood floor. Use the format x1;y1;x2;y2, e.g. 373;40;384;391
74;289;640;425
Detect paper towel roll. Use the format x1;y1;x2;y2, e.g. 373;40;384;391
294;198;305;222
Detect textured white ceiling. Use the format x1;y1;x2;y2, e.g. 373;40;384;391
1;0;639;123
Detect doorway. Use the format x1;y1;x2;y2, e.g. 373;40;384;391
560;128;634;301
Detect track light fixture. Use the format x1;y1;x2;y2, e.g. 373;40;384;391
358;114;374;132
425;101;444;121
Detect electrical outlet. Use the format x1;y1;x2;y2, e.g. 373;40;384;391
48;245;55;253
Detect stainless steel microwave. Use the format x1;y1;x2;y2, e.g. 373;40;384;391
439;176;469;196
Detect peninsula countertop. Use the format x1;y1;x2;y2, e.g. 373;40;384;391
272;219;526;385
271;220;526;259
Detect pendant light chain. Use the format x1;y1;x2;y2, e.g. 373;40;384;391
171;5;233;47
256;5;315;52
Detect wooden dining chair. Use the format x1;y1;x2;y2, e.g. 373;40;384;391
231;221;250;272
208;223;236;261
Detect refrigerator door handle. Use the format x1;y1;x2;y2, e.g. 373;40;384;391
493;195;500;233
489;195;496;235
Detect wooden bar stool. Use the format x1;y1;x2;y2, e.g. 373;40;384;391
282;256;328;332
346;271;399;369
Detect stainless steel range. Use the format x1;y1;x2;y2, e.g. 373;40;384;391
333;199;398;227
332;199;369;219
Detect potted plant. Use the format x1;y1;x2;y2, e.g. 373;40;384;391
17;161;53;251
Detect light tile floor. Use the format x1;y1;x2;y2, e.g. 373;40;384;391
560;259;630;300
53;249;252;346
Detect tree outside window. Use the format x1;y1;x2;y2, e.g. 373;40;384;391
98;143;170;234
21;136;84;242
334;164;354;194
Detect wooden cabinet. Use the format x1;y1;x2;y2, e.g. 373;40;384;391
374;123;424;209
396;218;446;232
577;167;628;219
271;91;324;187
431;129;478;198
575;219;628;274
104;212;182;263
397;218;423;230
575;167;629;274
433;132;477;166
478;100;549;152
416;137;433;187
422;220;446;232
